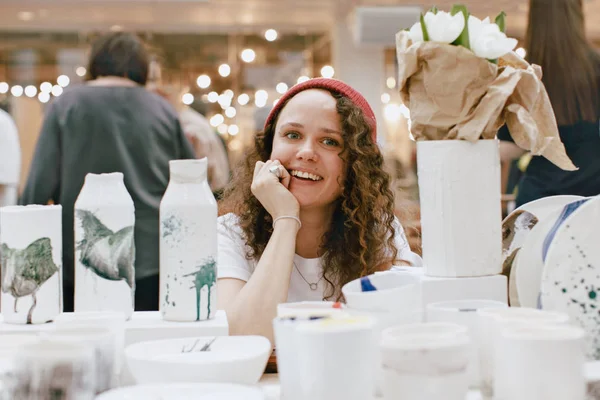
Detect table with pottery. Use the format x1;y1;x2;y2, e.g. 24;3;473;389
3;194;600;400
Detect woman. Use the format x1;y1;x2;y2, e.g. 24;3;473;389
217;78;419;341
499;0;600;206
20;31;196;312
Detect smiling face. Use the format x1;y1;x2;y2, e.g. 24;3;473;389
271;89;347;212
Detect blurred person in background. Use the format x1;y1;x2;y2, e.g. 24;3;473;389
20;31;196;312
147;61;230;198
0;107;20;207
498;0;600;206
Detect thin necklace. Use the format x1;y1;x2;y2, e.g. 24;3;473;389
293;261;323;291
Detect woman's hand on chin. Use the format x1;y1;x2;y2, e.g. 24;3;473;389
251;159;300;219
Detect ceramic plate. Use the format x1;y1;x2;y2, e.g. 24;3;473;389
96;383;265;400
501;196;584;306
541;197;599;359
514;195;585;220
514;212;562;308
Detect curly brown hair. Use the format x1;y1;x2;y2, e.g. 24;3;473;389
219;90;398;300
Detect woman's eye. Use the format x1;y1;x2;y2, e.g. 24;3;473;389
323;138;340;147
285;132;300;140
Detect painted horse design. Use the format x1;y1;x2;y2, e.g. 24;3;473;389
75;209;135;288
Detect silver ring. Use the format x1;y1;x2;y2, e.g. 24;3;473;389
268;165;281;178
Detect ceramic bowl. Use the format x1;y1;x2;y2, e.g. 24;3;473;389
96;383;265;400
342;271;421;312
125;336;271;385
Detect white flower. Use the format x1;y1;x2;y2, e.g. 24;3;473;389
424;11;465;44
468;15;518;59
409;22;424;43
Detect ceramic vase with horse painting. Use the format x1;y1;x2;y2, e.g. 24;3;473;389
160;158;217;321
74;173;135;319
0;205;62;324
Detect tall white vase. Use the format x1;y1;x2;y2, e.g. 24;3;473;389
0;205;62;324
74;173;135;319
160;158;217;322
417;139;502;277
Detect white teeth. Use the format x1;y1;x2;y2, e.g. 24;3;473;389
291;170;323;181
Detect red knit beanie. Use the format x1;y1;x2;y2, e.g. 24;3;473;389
264;78;377;141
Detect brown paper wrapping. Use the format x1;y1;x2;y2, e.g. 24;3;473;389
395;31;576;171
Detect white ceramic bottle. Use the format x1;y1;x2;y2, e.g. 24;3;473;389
160;158;218;321
0;205;62;324
74;173;135;319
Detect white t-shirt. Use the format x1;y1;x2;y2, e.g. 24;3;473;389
217;213;422;302
0;109;21;207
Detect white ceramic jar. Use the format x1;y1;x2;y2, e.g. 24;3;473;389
74;173;135;319
160;158;217;321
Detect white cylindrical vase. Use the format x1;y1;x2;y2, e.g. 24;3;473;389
74;173;135;319
0;205;62;324
417;139;502;277
160;158;218;321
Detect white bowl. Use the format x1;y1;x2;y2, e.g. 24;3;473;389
96;383;265;400
125;336;271;385
342;271;421;312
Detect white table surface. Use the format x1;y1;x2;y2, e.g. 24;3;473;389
256;374;483;400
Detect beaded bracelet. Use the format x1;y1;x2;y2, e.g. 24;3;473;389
273;215;302;229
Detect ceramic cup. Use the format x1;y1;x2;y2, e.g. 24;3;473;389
494;324;586;400
341;271;422;312
273;303;348;400
8;339;96;400
477;307;570;398
44;326;117;394
54;311;126;383
380;322;471;400
426;299;507;388
294;316;376;400
0;334;42;396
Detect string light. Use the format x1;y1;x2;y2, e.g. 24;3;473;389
0;82;8;94
10;85;23;97
225;107;236;118
218;64;231;77
297;76;310;84
38;92;50;103
40;82;52;92
75;66;87;77
515;48;527;58
209;114;224;127
24;85;37;98
265;29;278;42
196;74;211;89
57;75;70;87
241;49;256;63
381;93;391;104
207;91;219;103
320;66;334;78
228;124;239;135
51;85;63;97
182;93;194;105
276;82;288;94
237;93;249;105
386;77;396;89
